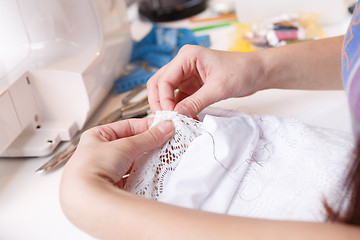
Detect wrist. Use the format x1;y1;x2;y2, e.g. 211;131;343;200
235;51;268;96
253;47;286;91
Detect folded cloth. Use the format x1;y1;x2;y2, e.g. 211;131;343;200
124;109;354;222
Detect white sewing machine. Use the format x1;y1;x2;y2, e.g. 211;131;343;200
0;0;132;157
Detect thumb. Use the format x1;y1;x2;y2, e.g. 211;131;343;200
174;85;216;118
126;120;174;156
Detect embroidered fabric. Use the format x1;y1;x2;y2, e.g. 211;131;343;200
123;111;204;199
124;109;354;222
227;114;353;221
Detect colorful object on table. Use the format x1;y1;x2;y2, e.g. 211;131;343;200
192;20;237;32
115;25;210;93
228;23;257;52
130;25;210;68
228;13;326;52
189;13;237;23
115;67;154;93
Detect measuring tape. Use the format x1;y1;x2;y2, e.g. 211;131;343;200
116;25;210;93
115;68;155;93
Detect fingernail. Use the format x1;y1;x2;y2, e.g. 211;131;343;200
157;120;174;134
177;107;191;118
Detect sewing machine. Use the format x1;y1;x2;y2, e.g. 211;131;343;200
0;0;132;157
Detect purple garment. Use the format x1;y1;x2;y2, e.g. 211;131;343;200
343;2;360;139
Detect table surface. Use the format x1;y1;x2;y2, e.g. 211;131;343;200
0;4;353;240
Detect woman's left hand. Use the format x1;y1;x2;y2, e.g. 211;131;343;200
60;118;174;239
64;118;174;185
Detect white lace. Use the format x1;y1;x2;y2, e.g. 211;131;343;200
123;111;204;199
123;109;354;222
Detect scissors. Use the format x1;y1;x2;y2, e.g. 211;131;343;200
35;85;150;173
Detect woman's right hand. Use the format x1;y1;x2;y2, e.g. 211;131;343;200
147;36;345;118
147;45;263;117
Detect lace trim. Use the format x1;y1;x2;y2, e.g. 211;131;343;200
124;111;204;199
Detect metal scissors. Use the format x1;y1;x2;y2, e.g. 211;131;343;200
35;85;150;173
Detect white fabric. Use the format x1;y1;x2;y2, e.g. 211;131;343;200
123;111;204;199
124;109;354;222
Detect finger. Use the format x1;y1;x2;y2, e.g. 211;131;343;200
83;118;154;143
174;90;190;104
117;120;175;158
158;80;177;111
147;64;170;113
156;66;190;111
155;53;195;111
175;84;218;117
94;120;174;183
147;82;161;114
149;45;202;113
175;90;200;121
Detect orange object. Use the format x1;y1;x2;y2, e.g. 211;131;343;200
189;13;237;23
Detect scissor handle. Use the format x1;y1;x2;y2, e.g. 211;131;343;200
122;84;147;106
97;85;148;125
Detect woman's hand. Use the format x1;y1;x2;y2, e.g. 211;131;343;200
147;37;344;118
60;118;174;239
64;118;174;185
147;45;262;118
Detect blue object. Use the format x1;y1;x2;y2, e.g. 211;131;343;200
130;25;210;67
115;25;210;93
115;68;154;93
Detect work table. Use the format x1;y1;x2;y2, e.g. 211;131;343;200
0;4;353;239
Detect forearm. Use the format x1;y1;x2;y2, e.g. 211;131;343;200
61;172;360;240
255;36;344;91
